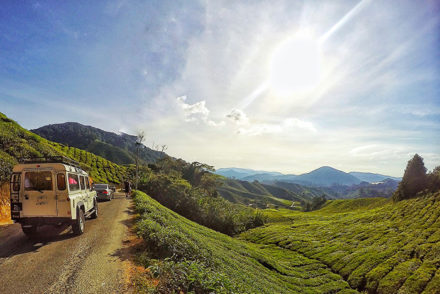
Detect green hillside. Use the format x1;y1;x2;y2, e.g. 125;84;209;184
0;112;126;184
133;190;357;293
32;122;165;164
217;178;312;209
240;193;440;293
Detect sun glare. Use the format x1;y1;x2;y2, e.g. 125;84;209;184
269;35;321;95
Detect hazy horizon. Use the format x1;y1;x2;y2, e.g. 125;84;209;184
1;0;439;177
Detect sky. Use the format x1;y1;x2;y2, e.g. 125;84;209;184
0;0;439;177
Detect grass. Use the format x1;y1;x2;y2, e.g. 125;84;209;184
240;193;440;293
132;190;356;293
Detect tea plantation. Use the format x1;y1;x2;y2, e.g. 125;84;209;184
240;194;440;293
133;190;357;293
0;112;125;184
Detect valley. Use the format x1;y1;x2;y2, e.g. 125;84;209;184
1;112;439;293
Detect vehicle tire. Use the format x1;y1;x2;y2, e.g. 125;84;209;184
22;225;37;238
90;200;98;219
72;208;85;235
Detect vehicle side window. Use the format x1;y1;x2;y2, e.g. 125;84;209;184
80;176;86;190
57;174;66;190
85;177;90;190
68;173;80;191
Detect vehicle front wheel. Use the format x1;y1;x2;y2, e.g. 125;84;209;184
22;225;37;238
72;208;85;235
90;200;98;219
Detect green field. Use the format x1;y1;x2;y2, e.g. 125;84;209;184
133;190;356;293
0;112;126;184
240;194;440;293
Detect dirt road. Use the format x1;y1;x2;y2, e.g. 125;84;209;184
0;192;132;294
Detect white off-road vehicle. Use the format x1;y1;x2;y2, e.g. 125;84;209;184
10;156;98;237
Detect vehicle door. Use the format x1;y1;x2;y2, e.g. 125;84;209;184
55;172;69;217
85;176;94;209
79;175;91;211
22;168;57;217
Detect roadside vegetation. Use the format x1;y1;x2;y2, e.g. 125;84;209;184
134;158;266;236
132;190;356;293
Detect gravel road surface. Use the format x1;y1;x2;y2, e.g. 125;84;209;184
0;192;131;294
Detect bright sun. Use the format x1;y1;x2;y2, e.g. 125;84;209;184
269;35;321;95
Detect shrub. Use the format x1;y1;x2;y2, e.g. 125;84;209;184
143;172;266;236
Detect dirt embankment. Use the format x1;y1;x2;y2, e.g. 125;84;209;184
0;182;11;224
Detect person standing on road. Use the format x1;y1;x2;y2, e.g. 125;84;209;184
124;180;131;198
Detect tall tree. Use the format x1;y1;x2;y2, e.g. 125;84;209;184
393;154;427;201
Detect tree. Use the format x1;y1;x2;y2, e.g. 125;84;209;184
427;166;440;192
135;131;145;190
393;154;427;201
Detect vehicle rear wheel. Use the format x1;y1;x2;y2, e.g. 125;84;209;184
22;225;37;238
72;208;85;235
90;200;98;219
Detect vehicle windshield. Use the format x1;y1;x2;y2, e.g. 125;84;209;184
94;184;108;189
25;171;53;191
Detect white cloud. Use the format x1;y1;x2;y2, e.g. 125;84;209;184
349;144;414;161
176;96;224;127
238;118;317;136
284;118;317;133
177;96;209;120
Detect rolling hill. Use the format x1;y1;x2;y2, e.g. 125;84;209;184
218;166;400;187
217;174;399;205
216;178;339;208
216;167;283;180
32;122;165;165
291;166;362;186
241;191;440;293
217;178;302;208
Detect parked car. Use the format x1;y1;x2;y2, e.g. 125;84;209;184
109;185;116;192
10;156;98;237
94;184;113;201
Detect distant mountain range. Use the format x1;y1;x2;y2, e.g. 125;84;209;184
216;166;401;187
32;122;166;165
348;172;401;183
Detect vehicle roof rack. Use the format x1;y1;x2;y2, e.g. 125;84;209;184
19;156;81;168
